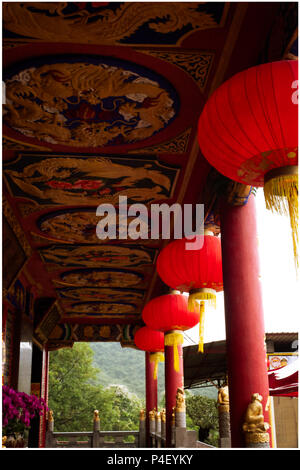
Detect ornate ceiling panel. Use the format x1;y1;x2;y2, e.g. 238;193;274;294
3;2;294;348
3;2;228;46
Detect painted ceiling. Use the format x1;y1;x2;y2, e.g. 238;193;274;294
2;2;297;349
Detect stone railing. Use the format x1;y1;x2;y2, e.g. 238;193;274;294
148;402;214;449
45;385;227;449
45;410;142;448
46;431;93;448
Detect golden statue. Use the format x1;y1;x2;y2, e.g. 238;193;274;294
149;410;155;421
175;387;186;413
48;410;54;422
218;384;229;412
93;410;100;422
161;409;166;423
243;393;270;434
139;409;145;421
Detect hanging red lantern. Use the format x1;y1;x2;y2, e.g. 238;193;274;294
142;293;199;332
142;293;199;369
134;326;164;379
198;60;298;267
134;326;164;352
156;233;223;352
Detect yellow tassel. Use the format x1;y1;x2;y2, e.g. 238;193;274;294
149;352;164;380
164;332;184;373
198;301;205;353
264;172;298;270
188;291;216;313
188;290;216;353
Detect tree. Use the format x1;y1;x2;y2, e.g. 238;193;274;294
185;393;219;446
48;343;144;433
100;385;142;431
48;343;102;431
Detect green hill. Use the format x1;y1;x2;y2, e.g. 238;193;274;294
90;342;217;401
90;342;165;401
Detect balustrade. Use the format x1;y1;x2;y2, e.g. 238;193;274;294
45;409;141;448
45;388;216;449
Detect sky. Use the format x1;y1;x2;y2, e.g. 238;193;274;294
184;188;300;346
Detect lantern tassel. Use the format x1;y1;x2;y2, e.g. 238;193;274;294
198;301;205;353
264;171;298;270
149;352;164;380
164;332;184;373
188;290;216;313
188;290;217;353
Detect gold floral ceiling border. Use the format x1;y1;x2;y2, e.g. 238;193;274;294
48;322;140;345
34;301;64;348
129;128;192;155
3;196;32;258
137;50;214;91
3;136;53;152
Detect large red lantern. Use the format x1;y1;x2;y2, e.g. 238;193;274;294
142;293;198;369
134;326;164;379
156;233;223;352
198;60;298;267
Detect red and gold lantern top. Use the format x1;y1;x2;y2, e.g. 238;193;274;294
198;60;298;267
156;233;223;307
155;233;223;352
197;60;298;188
142;293;199;333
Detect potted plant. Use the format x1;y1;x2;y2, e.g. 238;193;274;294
2;385;47;448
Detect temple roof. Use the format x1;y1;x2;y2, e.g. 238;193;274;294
2;2;297;349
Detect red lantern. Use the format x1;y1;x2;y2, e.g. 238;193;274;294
134;326;164;352
134;326;164;379
198;60;298;266
156;233;223;352
142;293;198;369
142;293;198;333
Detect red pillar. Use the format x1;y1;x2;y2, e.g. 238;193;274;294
220;194;270;447
164;330;184;447
145;352;157;446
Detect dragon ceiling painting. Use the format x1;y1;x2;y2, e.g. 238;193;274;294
2;2;297;349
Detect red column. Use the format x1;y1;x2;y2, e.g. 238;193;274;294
164;330;184;447
220;194;270;448
145;352;157;447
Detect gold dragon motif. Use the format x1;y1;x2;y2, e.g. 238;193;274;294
5;156;174;206
4;62;176;147
3;3;220;45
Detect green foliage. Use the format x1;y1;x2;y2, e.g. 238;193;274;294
185;392;219;447
90;342;165;401
48;341;220;447
48;343;143;432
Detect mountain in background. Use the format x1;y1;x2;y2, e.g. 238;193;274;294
90;342;217;401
